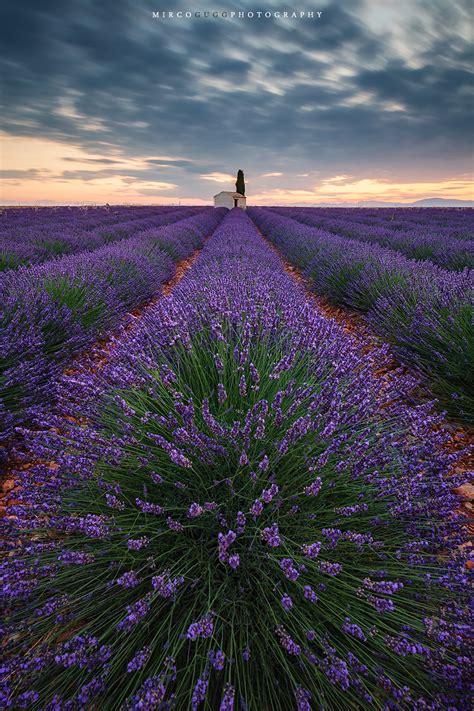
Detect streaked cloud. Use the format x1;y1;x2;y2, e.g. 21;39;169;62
200;173;236;184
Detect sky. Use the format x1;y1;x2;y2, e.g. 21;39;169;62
0;0;473;205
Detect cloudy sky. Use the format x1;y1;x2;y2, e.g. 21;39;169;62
1;0;472;205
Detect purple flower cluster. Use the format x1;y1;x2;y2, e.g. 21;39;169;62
276;625;301;656
187;613;215;641
218;529;239;567
152;571;184;598
116;597;151;632
280;558;300;581
208;649;226;670
261;523;281;547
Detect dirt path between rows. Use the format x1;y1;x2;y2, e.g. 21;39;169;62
257;228;473;541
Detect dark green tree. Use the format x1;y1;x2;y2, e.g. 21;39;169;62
235;169;245;196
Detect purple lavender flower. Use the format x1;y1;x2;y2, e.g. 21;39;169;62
116;571;140;588
276;625;301;656
188;502;204;518
318;561;343;577
280;558;299;581
166;517;184;532
342;618;367;641
208;649;226;670
220;683;235;711
228;554;240;569
301;542;321;559
191;672;209;710
261;522;281;547
4;207;471;710
127;646;151;672
303;477;322;497
117;597;151;632
123;675;167;709
127;537;150;551
218;383;227;404
152;571;184;598
187;613;215;641
303;586;318;604
218;529;237;564
295;686;312;711
105;493;125;510
261;483;278;502
239;451;249;466
250;499;263;517
136;498;164;515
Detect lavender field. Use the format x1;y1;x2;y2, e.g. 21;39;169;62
1;206;472;709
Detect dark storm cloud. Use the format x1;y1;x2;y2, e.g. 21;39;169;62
1;0;472;191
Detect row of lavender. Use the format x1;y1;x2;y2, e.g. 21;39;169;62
249;208;474;422
0;208;226;445
272;207;474;271
289;207;474;237
2;209;470;709
0;205;179;234
0;206;208;270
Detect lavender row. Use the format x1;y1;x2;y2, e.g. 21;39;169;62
0;207;206;271
2;209;470;710
278;206;474;239
0;209;226;444
0;205;187;232
248;208;474;421
272;208;474;271
0;206;177;247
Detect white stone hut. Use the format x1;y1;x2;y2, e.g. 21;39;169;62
213;191;246;210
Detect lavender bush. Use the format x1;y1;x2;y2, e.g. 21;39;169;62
272;208;474;271
0;209;225;443
0;207;205;270
249;208;474;421
0;208;203;272
2;211;470;710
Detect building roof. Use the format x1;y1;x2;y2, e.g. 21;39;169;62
213;191;246;198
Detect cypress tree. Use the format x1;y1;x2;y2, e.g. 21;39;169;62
236;169;245;196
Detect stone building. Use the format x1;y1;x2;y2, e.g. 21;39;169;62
213;191;247;210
